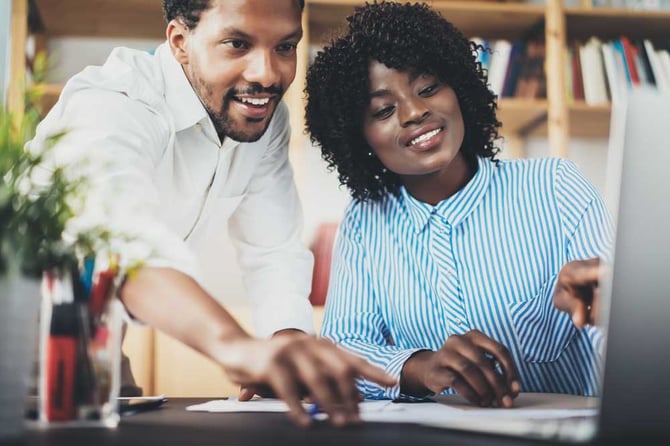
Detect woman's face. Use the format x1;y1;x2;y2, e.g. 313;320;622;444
362;61;466;180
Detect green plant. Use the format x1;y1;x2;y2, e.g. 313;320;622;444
0;58;110;278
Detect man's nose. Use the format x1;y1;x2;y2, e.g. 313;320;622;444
243;51;280;89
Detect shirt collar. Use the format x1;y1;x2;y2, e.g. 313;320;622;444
401;156;494;233
157;42;209;132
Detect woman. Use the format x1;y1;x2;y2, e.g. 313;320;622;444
305;2;612;407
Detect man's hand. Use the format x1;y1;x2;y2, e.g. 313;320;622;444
400;330;520;408
221;333;396;427
553;258;605;328
238;329;304;401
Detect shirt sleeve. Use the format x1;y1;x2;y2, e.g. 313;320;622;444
29;88;201;303
554;159;614;352
320;206;424;400
227;102;314;337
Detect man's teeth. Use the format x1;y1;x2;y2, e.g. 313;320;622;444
239;97;270;106
409;128;441;146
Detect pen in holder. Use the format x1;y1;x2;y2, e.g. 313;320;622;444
38;257;123;428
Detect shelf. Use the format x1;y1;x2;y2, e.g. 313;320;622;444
497;98;548;136
528;101;611;138
565;7;670;42
568;101;611;138
33;0;165;39
307;0;545;44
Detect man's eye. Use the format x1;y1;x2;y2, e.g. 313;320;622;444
224;40;248;50
277;43;297;53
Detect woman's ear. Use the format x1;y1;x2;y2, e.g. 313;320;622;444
166;19;190;65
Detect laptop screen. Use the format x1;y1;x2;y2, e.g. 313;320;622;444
598;89;670;438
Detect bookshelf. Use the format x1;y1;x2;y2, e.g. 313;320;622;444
16;0;670;158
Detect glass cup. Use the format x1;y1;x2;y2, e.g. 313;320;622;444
37;258;122;428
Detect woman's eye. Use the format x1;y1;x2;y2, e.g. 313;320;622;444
372;106;394;120
420;84;439;96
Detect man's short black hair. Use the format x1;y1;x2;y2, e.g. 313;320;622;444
305;1;501;202
163;0;305;29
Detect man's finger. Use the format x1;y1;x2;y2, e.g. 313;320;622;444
238;386;256;401
314;344;362;423
344;352;397;387
290;347;349;427
268;367;311;428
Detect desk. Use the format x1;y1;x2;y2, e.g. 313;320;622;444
6;399;663;446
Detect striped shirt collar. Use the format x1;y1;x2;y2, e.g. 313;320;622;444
401;156;494;233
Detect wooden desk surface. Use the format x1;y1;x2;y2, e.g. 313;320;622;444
8;398;667;446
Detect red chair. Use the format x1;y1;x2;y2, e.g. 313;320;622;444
308;222;339;307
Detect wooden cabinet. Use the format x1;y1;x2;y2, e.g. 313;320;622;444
124;306;326;397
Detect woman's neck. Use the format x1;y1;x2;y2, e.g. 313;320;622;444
402;154;476;206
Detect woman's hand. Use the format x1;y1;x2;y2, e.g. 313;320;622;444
220;332;396;427
553;258;606;328
400;330;520;408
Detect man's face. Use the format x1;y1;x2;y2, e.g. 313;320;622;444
180;0;302;142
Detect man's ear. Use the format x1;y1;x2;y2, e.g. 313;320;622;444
166;19;190;64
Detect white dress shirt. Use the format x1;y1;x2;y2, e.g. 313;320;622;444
29;42;314;337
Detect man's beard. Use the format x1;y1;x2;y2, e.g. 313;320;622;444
201;82;284;143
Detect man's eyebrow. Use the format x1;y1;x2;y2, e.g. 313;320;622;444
219;27;303;42
281;28;303;41
220;28;254;40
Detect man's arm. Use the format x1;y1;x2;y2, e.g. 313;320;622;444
35;90;394;427
121;267;396;427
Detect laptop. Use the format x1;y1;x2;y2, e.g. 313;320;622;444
411;89;670;442
597;89;670;440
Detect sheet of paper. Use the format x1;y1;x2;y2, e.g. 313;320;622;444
186;393;598;425
186;398;402;416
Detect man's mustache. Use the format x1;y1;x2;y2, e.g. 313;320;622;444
229;83;283;97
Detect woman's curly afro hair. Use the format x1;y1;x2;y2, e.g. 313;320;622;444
305;1;501;202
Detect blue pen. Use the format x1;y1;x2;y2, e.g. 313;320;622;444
306;403;321;418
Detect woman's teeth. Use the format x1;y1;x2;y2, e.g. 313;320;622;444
409;128;441;146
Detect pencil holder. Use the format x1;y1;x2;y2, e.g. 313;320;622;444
37;257;123;428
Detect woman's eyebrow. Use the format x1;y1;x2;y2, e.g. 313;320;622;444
369;88;391;99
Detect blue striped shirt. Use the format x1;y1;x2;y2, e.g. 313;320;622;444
321;157;613;400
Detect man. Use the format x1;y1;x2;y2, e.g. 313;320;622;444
29;0;394;427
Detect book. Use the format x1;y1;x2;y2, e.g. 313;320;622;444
644;40;669;92
580;37;609;105
487;39;512;98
